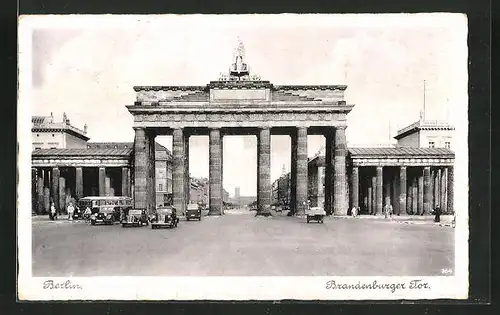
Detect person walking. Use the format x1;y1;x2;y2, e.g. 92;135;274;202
433;206;442;223
384;203;393;219
351;206;358;217
67;202;75;221
83;206;92;222
50;202;57;220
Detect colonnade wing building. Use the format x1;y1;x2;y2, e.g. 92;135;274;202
31;43;455;216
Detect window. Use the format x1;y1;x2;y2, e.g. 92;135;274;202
36;134;39;137
34;147;41;150
428;141;435;148
52;134;55;137
445;142;451;149
50;147;56;149
158;184;163;191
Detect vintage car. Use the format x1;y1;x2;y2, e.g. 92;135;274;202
306;206;326;224
151;206;179;229
90;206;116;225
185;203;202;221
122;209;149;227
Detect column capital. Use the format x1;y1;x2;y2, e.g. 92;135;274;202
336;125;347;131
400;166;407;170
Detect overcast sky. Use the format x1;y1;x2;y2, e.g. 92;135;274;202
26;14;467;196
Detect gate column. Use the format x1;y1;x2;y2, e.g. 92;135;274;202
417;171;424;215
440;167;447;211
295;127;308;215
399;166;407;215
51;167;60;212
36;169;44;214
351;166;359;209
257;128;271;216
334;126;348;215
447;166;454;214
324;129;333;215
172;128;186;214
133;128;148;209
375;166;383;215
208;128;222;215
423;166;432;214
75;167;83;199
98;167;106;197
289;132;297;214
147;130;156;213
184;134;190;206
122;167;129;197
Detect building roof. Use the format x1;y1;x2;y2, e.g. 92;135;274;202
86;141;171;154
32;114;90;141
348;147;454;157
394;119;455;140
32;148;133;157
87;142;134;149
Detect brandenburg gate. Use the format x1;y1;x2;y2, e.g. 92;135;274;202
127;42;354;216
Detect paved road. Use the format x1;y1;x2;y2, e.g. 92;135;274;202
32;209;454;277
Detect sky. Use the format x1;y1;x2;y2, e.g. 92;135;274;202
25;14;468;197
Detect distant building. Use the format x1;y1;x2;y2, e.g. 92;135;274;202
271;173;291;207
154;143;173;206
32;112;89;150
190;177;209;205
395;118;454;149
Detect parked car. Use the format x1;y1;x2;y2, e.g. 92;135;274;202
306;206;326;224
186;203;201;221
90;206;116;225
151;206;179;229
72;207;83;220
122;209;149;227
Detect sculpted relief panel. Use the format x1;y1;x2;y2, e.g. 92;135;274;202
134;112;345;125
275;89;345;102
136;89;204;102
210;89;268;101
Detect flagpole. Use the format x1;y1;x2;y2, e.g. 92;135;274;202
423;80;426;121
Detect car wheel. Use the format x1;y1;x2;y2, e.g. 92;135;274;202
122;223;126;228
91;220;95;225
186;218;189;221
198;217;201;221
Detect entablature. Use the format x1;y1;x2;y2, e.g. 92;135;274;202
351;157;455;167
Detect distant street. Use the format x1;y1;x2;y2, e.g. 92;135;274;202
32;209;454;277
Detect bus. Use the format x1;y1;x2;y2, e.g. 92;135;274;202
78;196;133;212
78;196;133;222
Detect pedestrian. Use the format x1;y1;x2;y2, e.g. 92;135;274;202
351;206;358;217
384;203;393;219
433;206;442;223
50;202;57;220
84;206;92;222
67;202;75;221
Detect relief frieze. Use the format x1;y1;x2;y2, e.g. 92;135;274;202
133;111;347;124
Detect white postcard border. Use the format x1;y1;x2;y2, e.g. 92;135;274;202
17;13;469;301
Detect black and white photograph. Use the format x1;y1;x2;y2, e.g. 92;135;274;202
17;13;468;300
